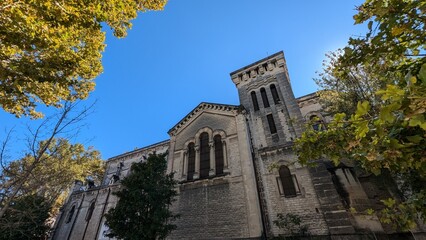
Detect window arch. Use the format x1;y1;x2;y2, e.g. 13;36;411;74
260;88;270;108
270;84;280;104
86;201;95;221
187;143;195;180
251;91;260;111
66;205;76;224
310;115;325;131
199;133;210;179
214;135;224;175
279;166;297;197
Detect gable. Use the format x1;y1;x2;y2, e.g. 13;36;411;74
174;111;237;150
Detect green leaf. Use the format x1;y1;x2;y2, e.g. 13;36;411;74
408;115;426;130
406;135;422;144
381;198;396;208
356;101;370;116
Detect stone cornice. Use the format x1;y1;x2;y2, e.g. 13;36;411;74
168;102;240;137
230;51;287;86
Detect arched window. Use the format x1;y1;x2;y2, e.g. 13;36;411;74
270;84;280;104
310;115;325;131
66;205;76;223
279;166;297;197
199;133;210;179
86;201;95;221
260;88;270;108
251;91;260;111
187;143;195;180
214;135;224;175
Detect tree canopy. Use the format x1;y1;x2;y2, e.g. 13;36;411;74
295;0;425;230
0;194;51;240
0;138;104;239
0;0;167;118
1;138;104;213
105;154;178;240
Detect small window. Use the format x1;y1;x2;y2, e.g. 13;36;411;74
279;166;297;197
251;91;260;111
187;143;195;180
86;201;95;221
270;84;280;104
214;135;224;175
260;88;270;108
66;205;76;224
266;114;277;134
310;115;325;131
199;133;210;179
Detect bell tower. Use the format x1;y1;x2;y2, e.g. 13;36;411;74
230;51;303;150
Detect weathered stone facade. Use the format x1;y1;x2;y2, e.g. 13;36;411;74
52;51;425;240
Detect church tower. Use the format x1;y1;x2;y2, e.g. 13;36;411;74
230;51;303;149
230;52;329;236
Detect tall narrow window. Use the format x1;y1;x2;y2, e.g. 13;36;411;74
267;114;277;134
270;84;280;104
187;143;195;180
86;201;95;221
260;88;270;108
199;133;210;179
66;205;76;224
251;91;260;111
279;166;297;197
214;135;224;175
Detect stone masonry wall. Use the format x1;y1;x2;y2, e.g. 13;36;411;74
169;177;250;239
258;149;329;236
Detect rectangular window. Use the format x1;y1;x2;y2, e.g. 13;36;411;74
267;114;277;134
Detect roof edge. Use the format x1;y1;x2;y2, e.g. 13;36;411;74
168;102;240;135
107;139;170;162
229;51;283;76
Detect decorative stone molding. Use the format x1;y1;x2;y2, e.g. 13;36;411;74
246;77;278;92
168;102;239;137
230;51;286;86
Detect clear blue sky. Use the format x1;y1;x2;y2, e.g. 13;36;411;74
1;0;366;160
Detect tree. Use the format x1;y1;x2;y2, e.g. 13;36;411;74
0;101;101;218
105;154;178;240
1;138;104;216
314;50;386;116
295;0;425;230
0;194;51;240
0;0;167;118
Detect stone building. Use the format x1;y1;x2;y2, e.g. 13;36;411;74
52;51;425;239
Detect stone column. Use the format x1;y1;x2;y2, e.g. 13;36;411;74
236;114;262;237
182;151;187;180
223;140;229;173
209;142;215;176
194;145;200;179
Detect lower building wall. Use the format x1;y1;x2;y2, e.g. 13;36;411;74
257;150;329;236
169;176;258;239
